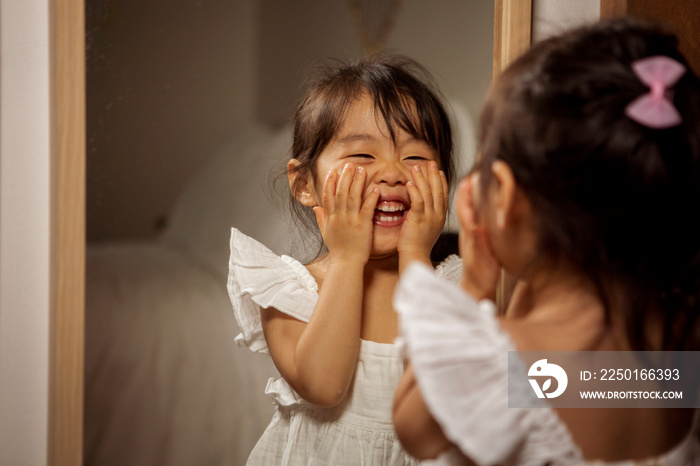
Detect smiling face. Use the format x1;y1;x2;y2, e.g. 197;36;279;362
307;93;439;258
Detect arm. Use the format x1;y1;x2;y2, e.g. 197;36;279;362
393;365;452;459
261;164;378;406
261;258;365;406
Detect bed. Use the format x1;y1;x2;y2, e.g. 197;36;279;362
84;123;292;466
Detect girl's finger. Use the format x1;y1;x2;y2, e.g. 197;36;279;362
457;177;475;229
411;165;433;211
335;163;355;211
361;187;380;218
348;166;366;211
313;206;327;232
322;170;338;214
427;162;444;214
440;170;449;212
440;170;450;215
407;180;424;214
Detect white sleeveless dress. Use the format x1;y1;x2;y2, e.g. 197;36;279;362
394;263;700;466
227;228;462;465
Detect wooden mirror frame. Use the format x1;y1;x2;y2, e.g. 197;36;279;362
50;1;532;463
494;0;532;76
51;0;85;464
492;0;532;311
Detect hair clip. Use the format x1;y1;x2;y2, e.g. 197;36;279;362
625;55;686;129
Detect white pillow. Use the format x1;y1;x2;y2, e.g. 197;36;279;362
162;124;293;279
444;97;476;232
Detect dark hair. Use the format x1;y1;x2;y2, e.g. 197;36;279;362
479;18;700;351
284;54;455;257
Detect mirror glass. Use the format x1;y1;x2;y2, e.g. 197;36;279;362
84;1;493;464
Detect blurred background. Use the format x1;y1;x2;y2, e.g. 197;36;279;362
83;2;494;465
86;0;493;243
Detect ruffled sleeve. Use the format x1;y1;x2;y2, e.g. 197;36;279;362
227;228;318;354
394;263;582;466
435;254;462;283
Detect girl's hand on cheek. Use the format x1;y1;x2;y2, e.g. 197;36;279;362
313;163;380;265
457;176;500;300
398;161;449;266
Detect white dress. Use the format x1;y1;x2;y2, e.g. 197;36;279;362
394;263;700;466
227;228;463;465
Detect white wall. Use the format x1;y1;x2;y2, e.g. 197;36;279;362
0;0;51;464
87;0;493;242
86;0;259;241
257;0;492;137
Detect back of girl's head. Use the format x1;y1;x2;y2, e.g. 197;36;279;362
479;18;700;350
287;54;454;253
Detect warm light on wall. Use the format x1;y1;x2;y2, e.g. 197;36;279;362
348;0;404;55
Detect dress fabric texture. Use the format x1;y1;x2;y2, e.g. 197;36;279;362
227;228;463;466
394;263;700;466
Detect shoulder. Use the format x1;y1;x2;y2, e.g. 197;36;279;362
229;228;317;291
434;254;462;283
230;227;287;267
395;264;583;464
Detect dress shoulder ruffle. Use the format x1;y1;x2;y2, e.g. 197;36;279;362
228;228;463;355
227;228;319;353
394;263;582;466
434;253;462;283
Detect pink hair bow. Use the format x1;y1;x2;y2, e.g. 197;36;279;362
625;55;686;129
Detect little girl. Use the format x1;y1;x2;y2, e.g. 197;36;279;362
228;55;462;465
393;19;700;465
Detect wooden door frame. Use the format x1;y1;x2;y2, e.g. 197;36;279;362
50;1;533;464
493;0;628;77
601;0;628;18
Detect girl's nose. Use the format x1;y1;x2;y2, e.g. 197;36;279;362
376;161;409;186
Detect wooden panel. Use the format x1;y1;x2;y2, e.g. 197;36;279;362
600;0;700;74
600;0;628;19
493;0;532;77
50;0;85;464
629;0;700;74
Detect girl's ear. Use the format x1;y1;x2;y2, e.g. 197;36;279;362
287;159;317;207
490;160;517;229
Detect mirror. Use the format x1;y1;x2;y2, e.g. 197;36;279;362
83;1;495;464
85;0;494;243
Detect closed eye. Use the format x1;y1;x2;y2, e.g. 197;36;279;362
405;156;431;161
348;153;374;159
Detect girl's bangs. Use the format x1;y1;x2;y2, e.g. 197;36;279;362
374;92;438;148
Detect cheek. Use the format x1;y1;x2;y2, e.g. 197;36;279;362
311;159;336;195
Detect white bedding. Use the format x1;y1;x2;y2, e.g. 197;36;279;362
85;242;277;465
84;123;291;466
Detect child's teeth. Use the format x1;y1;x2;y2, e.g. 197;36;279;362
378;204;405;212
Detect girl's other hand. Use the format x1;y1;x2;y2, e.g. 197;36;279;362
457;175;499;300
313;163;379;265
398;161;449;268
